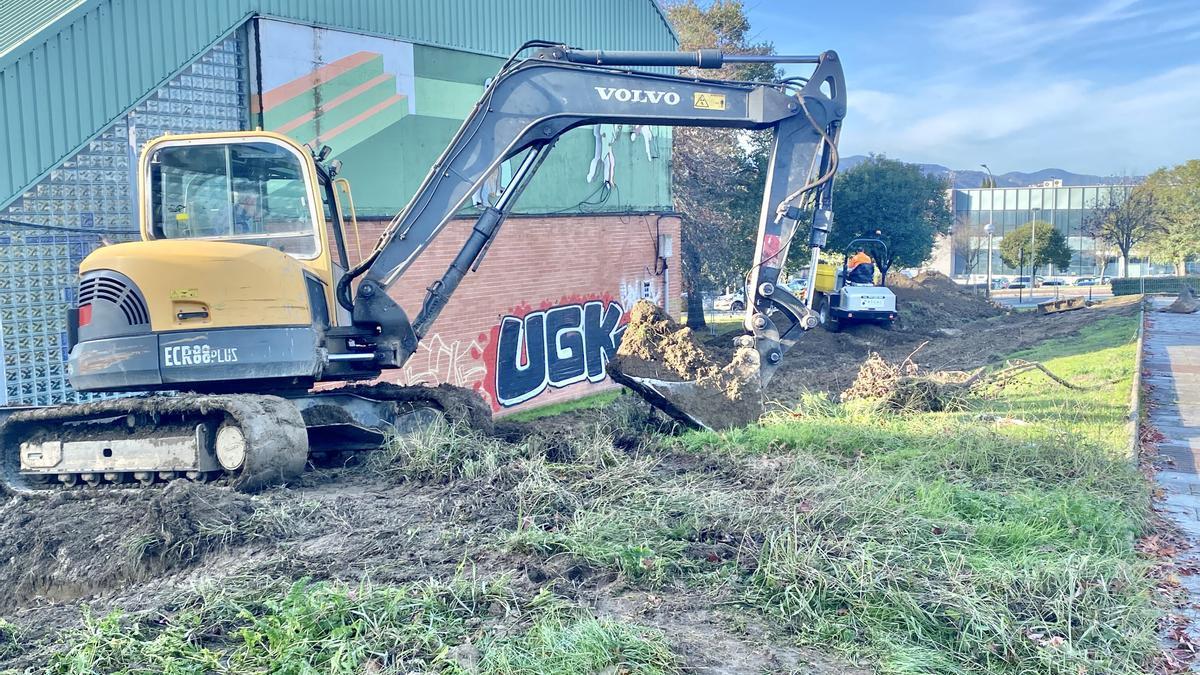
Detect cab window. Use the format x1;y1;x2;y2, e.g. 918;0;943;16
147;140;320;258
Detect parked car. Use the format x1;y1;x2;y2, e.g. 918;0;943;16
1041;277;1067;286
1008;276;1039;289
784;278;807;295
713;291;746;312
991;277;1010;290
1074;277;1096;286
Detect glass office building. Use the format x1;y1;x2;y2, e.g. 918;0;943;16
946;183;1169;279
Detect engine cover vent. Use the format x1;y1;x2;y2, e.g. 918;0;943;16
79;271;149;326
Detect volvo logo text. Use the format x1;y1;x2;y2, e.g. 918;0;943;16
594;87;680;105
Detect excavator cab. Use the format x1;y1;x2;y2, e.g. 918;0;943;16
142;131;354;316
62;131;375;396
148;140;315;244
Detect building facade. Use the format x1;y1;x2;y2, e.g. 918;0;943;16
934;183;1187;281
0;0;681;411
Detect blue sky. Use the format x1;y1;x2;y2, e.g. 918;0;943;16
743;0;1200;175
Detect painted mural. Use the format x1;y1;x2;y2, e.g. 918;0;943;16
258;20;417;157
485;298;626;408
395;294;635;412
254;19;671;217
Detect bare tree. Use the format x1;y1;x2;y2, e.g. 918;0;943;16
1083;183;1159;278
952;216;985;283
667;0;777;328
1092;242;1119;278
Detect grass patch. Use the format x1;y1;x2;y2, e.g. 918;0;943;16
507;313;1156;672
49;576;677;674
371;417;534;483
504;389;624;423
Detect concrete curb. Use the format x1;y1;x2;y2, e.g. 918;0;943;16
1129;297;1146;461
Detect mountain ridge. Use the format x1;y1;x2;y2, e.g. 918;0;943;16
838;155;1135;188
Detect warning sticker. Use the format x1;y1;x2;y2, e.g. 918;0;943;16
693;92;727;110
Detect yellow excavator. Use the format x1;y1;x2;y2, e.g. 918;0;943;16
0;42;845;492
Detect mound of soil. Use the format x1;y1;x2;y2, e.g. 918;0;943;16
887;271;1004;333
1163;286;1198;314
607;301;765;430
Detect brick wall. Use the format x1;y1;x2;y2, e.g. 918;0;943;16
340;213;681;415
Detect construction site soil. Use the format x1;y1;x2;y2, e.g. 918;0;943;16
0;278;1142;672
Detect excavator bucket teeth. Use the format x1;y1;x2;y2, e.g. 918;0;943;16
606;301;768;432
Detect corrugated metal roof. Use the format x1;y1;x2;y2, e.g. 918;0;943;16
0;0;85;58
0;0;678;209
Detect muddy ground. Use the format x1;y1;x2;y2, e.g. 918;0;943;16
766;274;1141;402
0;281;1141;672
0;450;860;673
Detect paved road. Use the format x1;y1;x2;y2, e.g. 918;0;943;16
989;287;1113;308
1145;298;1200;661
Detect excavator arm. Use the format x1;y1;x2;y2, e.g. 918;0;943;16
339;43;846;427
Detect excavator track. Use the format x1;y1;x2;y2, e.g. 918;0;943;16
0;394;308;495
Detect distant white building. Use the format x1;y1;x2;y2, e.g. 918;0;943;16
928;183;1194;280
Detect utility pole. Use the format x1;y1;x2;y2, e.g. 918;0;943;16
981;164;995;297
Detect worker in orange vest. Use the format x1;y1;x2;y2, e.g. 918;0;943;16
846;249;875;284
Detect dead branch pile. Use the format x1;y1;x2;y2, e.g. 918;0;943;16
842;345;1098;412
842;353;971;412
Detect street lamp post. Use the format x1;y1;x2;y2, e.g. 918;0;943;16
981;164;995;293
1018;246;1024;304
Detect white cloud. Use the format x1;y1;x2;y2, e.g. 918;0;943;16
933;0;1143;65
832;1;1200;173
840;63;1200;174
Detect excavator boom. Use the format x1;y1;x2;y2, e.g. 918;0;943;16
340;43;846;428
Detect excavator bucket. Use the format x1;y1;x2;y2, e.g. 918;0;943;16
606;301;770;431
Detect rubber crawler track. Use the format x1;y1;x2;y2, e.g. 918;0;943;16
0;394;308;496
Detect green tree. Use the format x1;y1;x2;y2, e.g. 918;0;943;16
1143;161;1200;276
666;0;776;328
828;156;952;281
1082;182;1158;278
998;221;1072;277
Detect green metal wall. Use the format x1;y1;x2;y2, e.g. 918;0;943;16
0;0;677;209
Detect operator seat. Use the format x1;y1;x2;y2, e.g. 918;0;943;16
846;262;875;285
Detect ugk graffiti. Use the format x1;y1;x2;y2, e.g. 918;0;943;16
493;299;626;407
